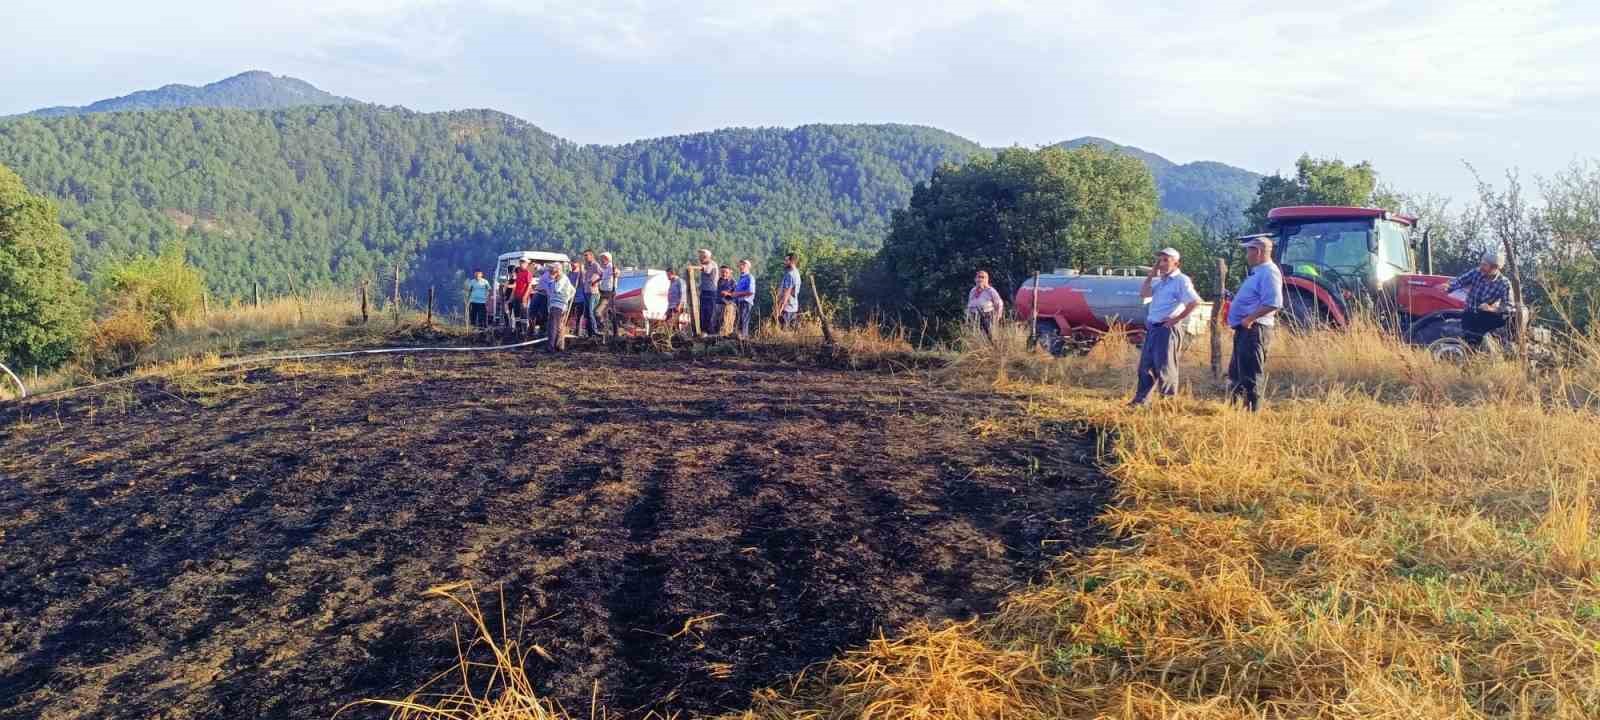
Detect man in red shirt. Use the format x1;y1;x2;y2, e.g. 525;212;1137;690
511;259;534;335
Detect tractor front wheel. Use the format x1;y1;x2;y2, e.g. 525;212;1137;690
1283;290;1332;332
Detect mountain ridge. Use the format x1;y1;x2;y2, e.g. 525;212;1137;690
20;71;360;118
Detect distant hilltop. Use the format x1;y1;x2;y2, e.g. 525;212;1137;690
19;71;360;118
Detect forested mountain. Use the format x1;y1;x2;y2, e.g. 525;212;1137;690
0;106;982;297
1058;137;1260;223
18;71;358;118
0;76;1260;300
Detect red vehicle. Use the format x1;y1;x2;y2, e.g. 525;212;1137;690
1014;269;1215;355
1263;205;1464;346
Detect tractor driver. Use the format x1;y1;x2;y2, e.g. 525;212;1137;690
1448;250;1514;349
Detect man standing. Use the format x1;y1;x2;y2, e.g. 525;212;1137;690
1226;235;1284;412
581;249;602;337
1130;248;1202;407
665;267;686;333
775;254;801;329
466;269;491;329
1448;250;1514;349
965;270;1004;344
733;258;757;338
570;259;590;336
696;249;719;336
716;265;737;336
595;251;621;336
511;259;534;336
545;263;576;352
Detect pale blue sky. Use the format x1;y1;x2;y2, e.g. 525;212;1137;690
5;0;1598;203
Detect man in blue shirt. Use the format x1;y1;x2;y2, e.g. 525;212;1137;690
1226;235;1285;411
466;269;491;329
1130;248;1202;407
775;254;801;329
733;258;757;338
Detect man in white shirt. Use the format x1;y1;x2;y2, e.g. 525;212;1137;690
1130;247;1202;407
696;249;719;336
965;270;1004;344
595;251;621;337
544;263;576;352
775;254;802;329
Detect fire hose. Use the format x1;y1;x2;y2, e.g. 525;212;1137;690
4;335;555;404
0;360;24;399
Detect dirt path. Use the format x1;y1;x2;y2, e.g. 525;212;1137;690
0;351;1108;719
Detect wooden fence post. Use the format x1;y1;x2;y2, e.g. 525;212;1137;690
253;280;261;309
202;292;210;318
808;272;835;346
1029;271;1040;351
360;281;369;324
687;265;701;337
285;275;305;324
1211;257;1227;381
426;286;435;327
1503;238;1530;377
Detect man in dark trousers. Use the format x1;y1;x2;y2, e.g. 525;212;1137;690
466;269;490;329
1130;247;1201;407
1448;250;1514;349
696;248;718;336
1226;235;1284;411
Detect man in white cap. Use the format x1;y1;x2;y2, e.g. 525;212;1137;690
1447;249;1514;349
1226;234;1284;411
1130;247;1202;406
595;251;621;336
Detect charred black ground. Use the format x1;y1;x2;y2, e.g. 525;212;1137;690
0;350;1109;719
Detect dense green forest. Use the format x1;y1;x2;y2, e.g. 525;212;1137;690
0;103;1256;301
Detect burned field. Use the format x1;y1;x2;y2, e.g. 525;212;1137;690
0;350;1109;719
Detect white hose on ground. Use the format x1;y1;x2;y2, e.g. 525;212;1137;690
0;360;25;399
8;334;558;404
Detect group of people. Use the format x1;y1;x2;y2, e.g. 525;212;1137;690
1122;236;1281;412
1124;236;1514;412
463;249;805;352
465;254;594;351
676;250;804;337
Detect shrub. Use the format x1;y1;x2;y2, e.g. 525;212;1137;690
97;242;206;330
85;309;157;372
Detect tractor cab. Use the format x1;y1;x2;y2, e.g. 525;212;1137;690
1265;206;1461;337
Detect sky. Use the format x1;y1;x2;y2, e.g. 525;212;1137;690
4;0;1598;202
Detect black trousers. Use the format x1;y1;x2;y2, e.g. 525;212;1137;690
468;302;487;328
1461;309;1508;348
1227;324;1274;412
699;293;719;334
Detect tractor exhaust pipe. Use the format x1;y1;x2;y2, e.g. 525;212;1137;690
1421;226;1434;275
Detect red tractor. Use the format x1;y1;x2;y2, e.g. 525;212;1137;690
1262;205;1467;348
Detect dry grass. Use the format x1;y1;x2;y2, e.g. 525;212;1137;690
1;292;445;400
338;583;574;720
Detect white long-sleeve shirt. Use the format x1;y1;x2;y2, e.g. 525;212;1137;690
967;285;1003;315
